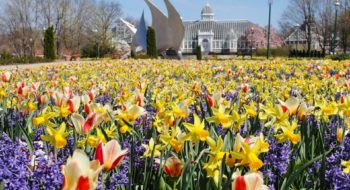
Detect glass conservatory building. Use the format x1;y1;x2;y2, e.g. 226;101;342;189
181;4;252;54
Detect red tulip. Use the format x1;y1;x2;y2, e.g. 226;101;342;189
232;170;268;190
1;71;11;82
95;140;128;171
62;150;102;190
164;156;184;178
206;94;215;108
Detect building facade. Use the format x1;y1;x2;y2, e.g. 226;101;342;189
284;25;321;51
181;4;252;54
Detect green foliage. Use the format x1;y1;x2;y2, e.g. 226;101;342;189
147;27;157;58
81;43;114;58
196;46;202;60
289;49;325;58
0;52;50;65
256;47;290;57
44;26;56;60
327;54;350;61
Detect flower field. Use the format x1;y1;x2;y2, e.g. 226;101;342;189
1;59;350;190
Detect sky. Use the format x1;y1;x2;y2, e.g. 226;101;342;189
119;0;289;28
0;0;289;28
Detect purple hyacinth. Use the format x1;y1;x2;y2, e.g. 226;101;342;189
95;95;112;105
134;113;153;133
0;133;31;189
6;109;24;128
262;138;291;187
216;125;226;137
29;146;64;189
325;133;350;189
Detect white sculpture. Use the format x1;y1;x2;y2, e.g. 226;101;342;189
144;0;185;52
132;11;148;53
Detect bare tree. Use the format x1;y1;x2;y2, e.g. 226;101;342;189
0;0;123;57
0;0;41;56
339;10;350;53
279;0;319;54
90;0;123;50
315;0;334;54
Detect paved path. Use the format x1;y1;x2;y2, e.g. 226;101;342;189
0;60;91;70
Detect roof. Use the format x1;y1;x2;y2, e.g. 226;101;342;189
183;20;251;40
201;3;214;15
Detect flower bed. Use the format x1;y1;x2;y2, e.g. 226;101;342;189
0;59;350;189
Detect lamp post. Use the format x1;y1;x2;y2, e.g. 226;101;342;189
266;0;273;59
332;0;340;54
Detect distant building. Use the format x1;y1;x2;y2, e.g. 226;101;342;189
284;25;321;51
111;19;136;51
113;3;257;55
181;3;252;54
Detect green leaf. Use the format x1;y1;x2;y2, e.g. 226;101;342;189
19;124;34;153
0;180;4;190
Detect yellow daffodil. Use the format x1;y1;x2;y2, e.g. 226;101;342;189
41;122;69;149
160;126;185;153
142;138;162;158
183;114;209;142
117;104;146;124
206;105;234;129
171;102;190;119
342;160;350;174
234;134;267;171
261;103;289;128
275;120;301;144
244;103;257;117
32;109;58;127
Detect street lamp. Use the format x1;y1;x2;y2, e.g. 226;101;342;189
332;0;340;54
266;0;273;59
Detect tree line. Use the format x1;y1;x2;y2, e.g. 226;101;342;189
279;0;350;54
0;0;124;58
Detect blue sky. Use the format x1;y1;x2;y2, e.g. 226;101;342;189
0;0;288;28
120;0;289;28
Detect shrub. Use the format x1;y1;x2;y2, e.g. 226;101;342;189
147;27;157;58
196;46;202;60
327;54;350;61
44;26;56;60
0;55;50;65
81;43;114;58
256;47;289;57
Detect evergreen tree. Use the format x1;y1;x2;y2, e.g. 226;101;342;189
44;26;56;60
147;27;157;58
196;46;202;60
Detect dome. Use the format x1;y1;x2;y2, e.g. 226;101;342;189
201;3;214;15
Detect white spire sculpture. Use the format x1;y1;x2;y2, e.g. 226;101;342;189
132;11;148;53
144;0;185;52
